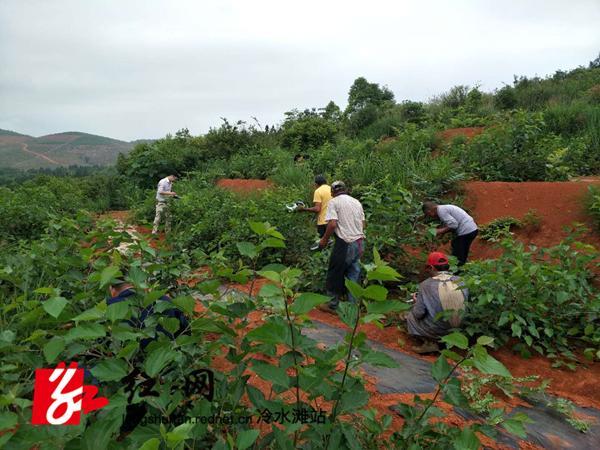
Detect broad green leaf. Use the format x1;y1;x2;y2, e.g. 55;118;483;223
431;355;453;382
476;336;495;347
291;293;330;315
256;270;281;283
172;296;195;314
248;221;268;235
144;343;175;377
100;265;122;287
42;296;68;318
107;300;130;322
345;279;364;301
246;321;289;345
236;242;258;259
43;337;65;364
337;388;369;414
473;346;511;377
441;332;468;350
91;359;129;381
252;362;290;387
502;412;531;438
73;306;105;322
511;322;522;338
236;429;260;450
361;350;398;368
0;411;18;431
261;237;286;249
65;323;106;342
453;426;480;450
337;302;359;329
138;438;161;450
366;301;410;314
367;265;401;282
362;313;385;324
362;285;388;302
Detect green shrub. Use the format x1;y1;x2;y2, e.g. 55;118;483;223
463;235;600;368
587;187;600;230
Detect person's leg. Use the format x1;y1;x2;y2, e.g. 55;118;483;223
451;234;468;266
325;237;348;310
152;203;164;234
164;205;171;234
461;229;478;264
317;224;327;238
344;240;361;303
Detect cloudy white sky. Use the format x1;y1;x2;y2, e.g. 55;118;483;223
1;0;599;141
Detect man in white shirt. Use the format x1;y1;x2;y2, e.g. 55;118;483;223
152;174;178;235
422;201;478;266
319;181;365;312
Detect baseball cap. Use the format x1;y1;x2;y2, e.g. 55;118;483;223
331;180;346;193
426;251;449;267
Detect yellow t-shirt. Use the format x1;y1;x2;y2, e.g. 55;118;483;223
313;184;332;225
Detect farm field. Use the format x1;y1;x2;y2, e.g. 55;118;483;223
2;59;600;450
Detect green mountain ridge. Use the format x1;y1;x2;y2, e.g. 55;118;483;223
0;129;141;169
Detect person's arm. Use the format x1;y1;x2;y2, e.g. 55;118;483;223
411;291;427;320
298;202;321;214
319;220;337;248
436;207;457;235
157;182;177;197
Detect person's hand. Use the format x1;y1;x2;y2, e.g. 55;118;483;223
412;292;417;301
296;206;305;212
319;237;327;249
435;228;444;236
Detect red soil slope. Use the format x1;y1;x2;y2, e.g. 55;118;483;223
462;180;600;260
216;178;273;194
439;127;485;142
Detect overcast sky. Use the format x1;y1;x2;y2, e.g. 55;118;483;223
1;0;599;141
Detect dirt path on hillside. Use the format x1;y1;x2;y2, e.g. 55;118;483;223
20;142;61;165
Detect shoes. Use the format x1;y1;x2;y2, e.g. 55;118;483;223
310;241;321;251
318;303;337;314
411;340;440;354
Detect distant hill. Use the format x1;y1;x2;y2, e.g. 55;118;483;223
0;129;144;169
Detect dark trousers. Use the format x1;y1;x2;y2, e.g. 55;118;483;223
317;224;327;238
326;237;362;307
451;229;478;266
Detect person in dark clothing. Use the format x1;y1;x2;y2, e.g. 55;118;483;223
108;280;190;435
406;252;468;354
422;201;479;266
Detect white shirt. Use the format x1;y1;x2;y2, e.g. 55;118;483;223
156;177;172;202
437;205;477;236
325;194;365;243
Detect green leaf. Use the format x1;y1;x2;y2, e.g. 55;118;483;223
473;346;511;377
453;426;481;450
511;322;522;338
246;321;289;345
256;270;281;283
248;221;268;235
361;350;398;368
362;285;388;301
236;242;258;259
366;301;410;314
172;296;195;314
337;302;359;329
138;438;161;450
100;265;122;287
252;362;290;387
431;355;453;382
42;296;68;318
91;359;129;381
65;323;106;342
73;306;105;322
338;389;369;414
107;300;130;322
441;332;468;350
43;337;65;364
291;293;330;315
476;336;495;347
345;279;364;301
236;429;260;450
367;265;402;282
144;343;175;377
0;411;17;431
502;412;531;438
261;237;286;249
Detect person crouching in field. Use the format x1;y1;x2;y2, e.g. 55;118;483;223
422;201;478;266
406;252;468;354
318;181;365;312
152;174;178;235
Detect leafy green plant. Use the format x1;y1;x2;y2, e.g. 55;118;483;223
479;216;521;241
462;235;600;368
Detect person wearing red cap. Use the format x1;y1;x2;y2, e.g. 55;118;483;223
405;251;468;353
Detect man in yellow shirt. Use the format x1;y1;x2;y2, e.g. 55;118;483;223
298;175;332;237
